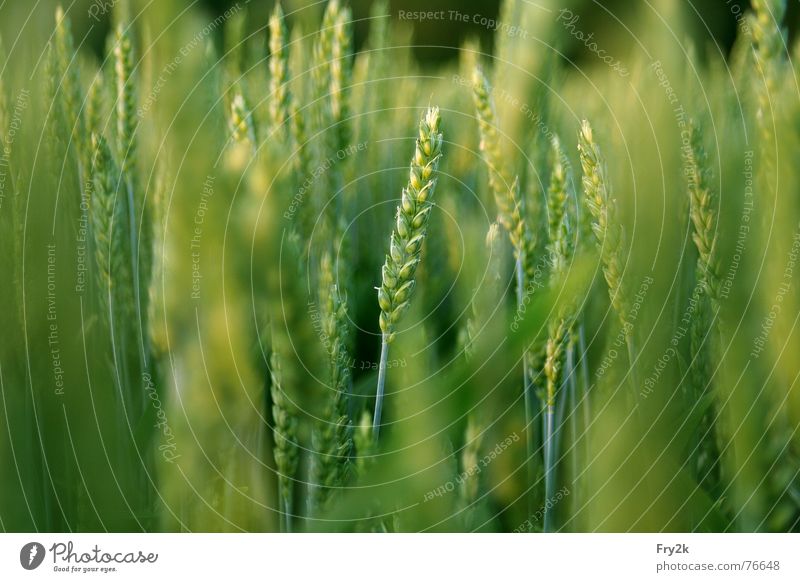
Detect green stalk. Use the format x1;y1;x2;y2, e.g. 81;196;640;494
372;336;390;440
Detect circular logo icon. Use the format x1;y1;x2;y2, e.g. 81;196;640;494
20;542;45;570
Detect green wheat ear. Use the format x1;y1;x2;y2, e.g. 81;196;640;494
90;133;130;319
686;121;721;316
330;1;353;147
268;2;292;139
113;22;137;181
270;349;299;533
373;106;444;440
310;251;354;512
85;71;105;148
685;119;723;491
54;6;85;160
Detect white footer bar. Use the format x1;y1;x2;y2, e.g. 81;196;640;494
1;534;797;581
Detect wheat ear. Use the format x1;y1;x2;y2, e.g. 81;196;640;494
687;122;721;318
54;6;86;164
313;1;338;92
750;0;786;136
270;349;299;532
685;120;723;489
112;21;150;375
373;106;443;440
113;23;137;182
85;72;105;150
90;134;130;324
471;67;536;278
310;251;354;512
330;2;353;149
578;120;636;380
268;2;292;139
229;92;257;152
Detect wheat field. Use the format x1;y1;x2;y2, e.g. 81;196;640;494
0;0;799;533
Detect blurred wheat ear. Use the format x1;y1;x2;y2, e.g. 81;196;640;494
578;120;636;384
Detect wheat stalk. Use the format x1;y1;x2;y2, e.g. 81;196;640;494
373;106;443;440
0;36;7;148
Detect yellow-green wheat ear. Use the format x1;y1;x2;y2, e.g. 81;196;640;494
377;106;443;342
373;106;443;440
471;66;514;221
268;2;292;138
686;121;721;315
313;0;340;101
471;66;535;282
577;119;629;328
749;0;787;154
229;92;256;149
750;0;786;80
